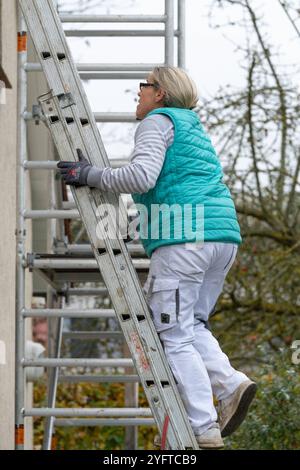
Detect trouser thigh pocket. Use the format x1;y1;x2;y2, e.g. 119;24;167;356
223;244;238;273
148;278;179;333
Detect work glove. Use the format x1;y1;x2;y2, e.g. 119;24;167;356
57;149;92;186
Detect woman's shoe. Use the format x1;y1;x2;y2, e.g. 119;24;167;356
218;380;257;437
154;423;224;449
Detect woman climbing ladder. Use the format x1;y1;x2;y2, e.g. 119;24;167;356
58;66;257;449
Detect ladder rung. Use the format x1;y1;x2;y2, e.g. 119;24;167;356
22;358;134;368
64;29;179;37
22;308;116;318
24;408;152;417
58;375;140;383
55;418;155;427
59;14;166;23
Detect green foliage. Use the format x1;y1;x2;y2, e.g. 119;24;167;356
211;236;300;370
225;349;300;450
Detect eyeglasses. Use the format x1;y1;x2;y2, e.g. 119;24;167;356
139;82;158;91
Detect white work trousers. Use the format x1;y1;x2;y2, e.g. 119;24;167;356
143;242;248;435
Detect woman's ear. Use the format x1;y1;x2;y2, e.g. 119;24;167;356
155;88;166;105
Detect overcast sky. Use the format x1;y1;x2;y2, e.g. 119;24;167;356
59;0;300;158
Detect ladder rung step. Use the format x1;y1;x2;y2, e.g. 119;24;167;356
59;14;166;23
24;407;152;417
64;29;179;37
22;308;116;318
55;418;155;427
58;375;140;383
23;358;134;368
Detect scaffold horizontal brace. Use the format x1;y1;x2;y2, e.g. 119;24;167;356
59;14;166;23
62;331;123;339
79;72;152;79
24;407;152;417
25;257;150;271
23;358;134;368
64;29;179;37
58;375;140;383
55;418;155;427
23;158;130;169
25;62;161;72
23;209;80;219
22;308;116;318
23;111;137;122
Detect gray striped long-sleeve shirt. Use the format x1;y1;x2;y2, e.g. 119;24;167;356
87;114;174;193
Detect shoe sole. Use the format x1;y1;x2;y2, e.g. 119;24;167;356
153;437;224;450
198;443;224;450
221;383;257;437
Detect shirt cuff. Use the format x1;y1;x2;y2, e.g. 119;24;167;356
87;166;104;189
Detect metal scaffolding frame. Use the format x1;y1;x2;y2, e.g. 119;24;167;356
16;0;186;450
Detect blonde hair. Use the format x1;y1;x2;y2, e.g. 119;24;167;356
150;66;199;109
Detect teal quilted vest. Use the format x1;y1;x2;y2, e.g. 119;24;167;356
132;107;242;257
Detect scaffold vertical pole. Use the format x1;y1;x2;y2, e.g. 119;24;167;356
15;6;27;451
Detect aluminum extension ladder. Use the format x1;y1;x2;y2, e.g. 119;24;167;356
18;0;199;451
